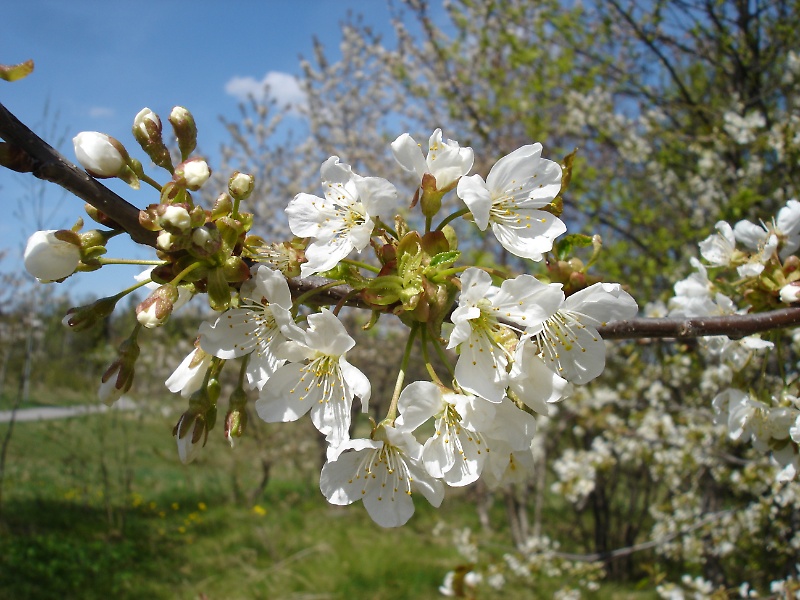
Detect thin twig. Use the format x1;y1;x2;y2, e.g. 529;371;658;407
551;509;732;563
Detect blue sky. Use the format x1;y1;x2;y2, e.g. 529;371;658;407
0;0;433;300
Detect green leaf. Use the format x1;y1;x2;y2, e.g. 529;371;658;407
555;234;593;260
429;251;460;268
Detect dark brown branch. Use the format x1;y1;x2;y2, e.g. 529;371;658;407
597;307;800;339
0;101;157;247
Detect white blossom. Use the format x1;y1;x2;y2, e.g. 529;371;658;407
528;282;638;384
199;265;302;390
391;128;473;191
286;156;397;277
255;309;370;446
320;425;445;527
73;131;126;177
396;381;494;487
457;143;566;261
448;268;563;402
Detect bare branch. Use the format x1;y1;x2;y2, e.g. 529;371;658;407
598;307;800;339
0;101;157;247
551;509;733;563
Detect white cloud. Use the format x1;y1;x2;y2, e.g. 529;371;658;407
88;106;115;118
224;71;307;114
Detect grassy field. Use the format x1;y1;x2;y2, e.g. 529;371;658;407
0;391;657;599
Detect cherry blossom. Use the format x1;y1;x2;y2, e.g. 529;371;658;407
448;267;563;402
456;144;566;261
320;424;445;527
286;156;397;277
395;381;494;487
391;128;473;191
255;309;370;446
528;282;638;384
199;265;302;390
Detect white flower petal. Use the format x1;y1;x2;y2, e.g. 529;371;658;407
457;174;492;230
391;133;429;180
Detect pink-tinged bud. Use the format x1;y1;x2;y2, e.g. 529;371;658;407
228;171;255;200
136;284;179;328
169;106;197;159
174;157;210;191
781;282;800;304
73;132;127;178
23;229;81;281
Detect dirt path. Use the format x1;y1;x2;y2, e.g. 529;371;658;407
0;396;137;423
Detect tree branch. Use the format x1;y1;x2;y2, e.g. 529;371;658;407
597;307;800;339
0;101;157;247
3;101;800;341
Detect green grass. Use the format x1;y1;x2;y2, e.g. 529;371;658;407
0;408;469;599
0;401;658;599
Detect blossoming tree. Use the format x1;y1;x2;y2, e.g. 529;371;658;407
4;0;800;595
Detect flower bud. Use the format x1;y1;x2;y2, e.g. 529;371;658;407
136;284;179;328
780;282;800;304
160;180;191;206
207;266;232;312
223;256;251;283
210;193;233;220
157;205;192;232
228;171;255;201
173;407;208;464
169;106;197;159
63;296;118;332
419;173;444;218
224;386;249;447
84;203;122;229
98;335;139;406
23;229;81;281
166;346;212;398
190;224;222;256
157;230;178;251
132;107;173;171
173;157;211;191
173;381;218;464
73;132;128;178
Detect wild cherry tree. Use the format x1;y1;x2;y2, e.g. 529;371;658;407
4;0;800;593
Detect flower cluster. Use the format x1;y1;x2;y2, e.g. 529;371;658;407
668;199;800;479
25;117;637;528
